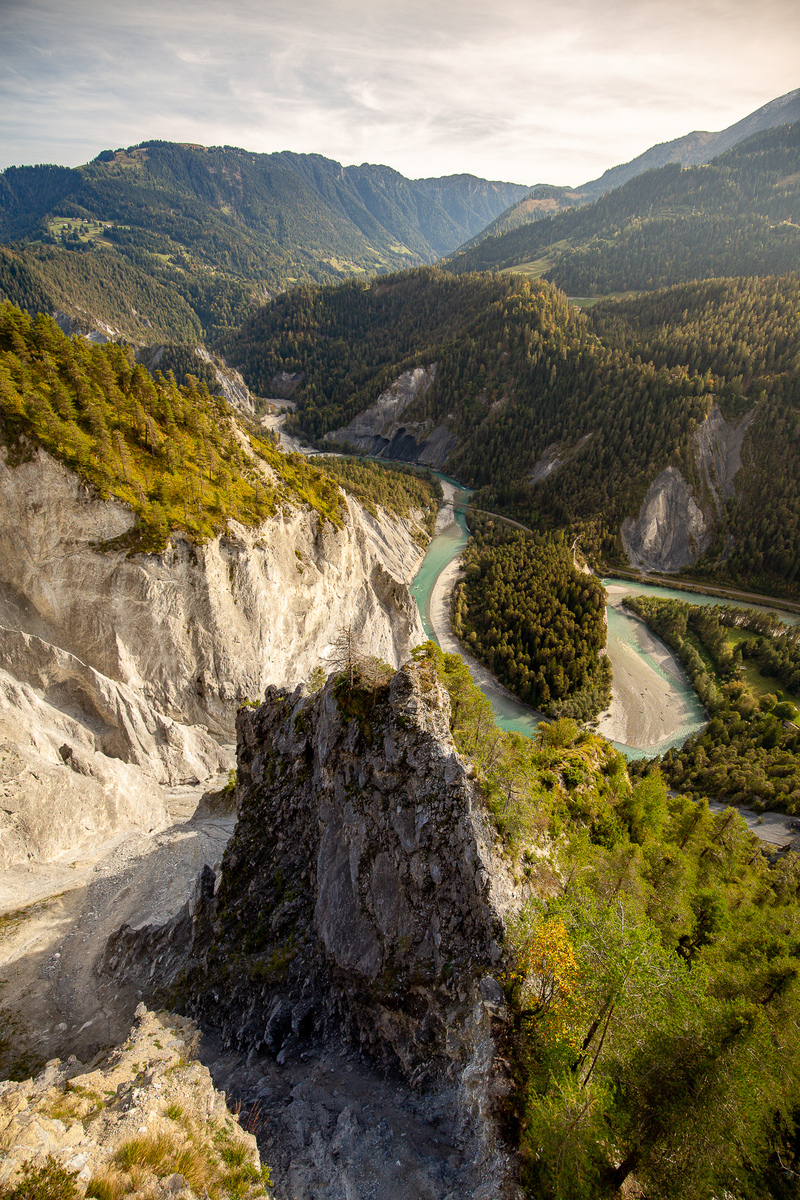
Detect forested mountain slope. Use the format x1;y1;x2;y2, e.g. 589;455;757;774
446;123;800;295
223;267;800;599
467;86;800;246
589;276;800;593
0;142;528;344
0;301;347;551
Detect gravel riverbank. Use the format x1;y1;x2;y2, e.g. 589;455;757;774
595;584;696;749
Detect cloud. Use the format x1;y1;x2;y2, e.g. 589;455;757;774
0;0;798;182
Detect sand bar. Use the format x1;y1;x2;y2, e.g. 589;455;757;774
596;587;696;748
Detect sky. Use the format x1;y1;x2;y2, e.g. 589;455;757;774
1;0;799;186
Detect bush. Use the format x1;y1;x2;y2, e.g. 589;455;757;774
0;1157;79;1200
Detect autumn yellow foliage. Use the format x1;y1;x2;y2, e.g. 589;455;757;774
508;917;585;1049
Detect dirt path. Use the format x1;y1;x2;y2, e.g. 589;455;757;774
461;507;534;534
0;774;235;1072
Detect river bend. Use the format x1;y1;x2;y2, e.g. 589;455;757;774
410;480;796;760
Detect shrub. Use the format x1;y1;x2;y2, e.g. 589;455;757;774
0;1157;79;1200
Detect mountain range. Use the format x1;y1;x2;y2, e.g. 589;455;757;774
463;85;800;244
448;120;800;292
0;87;798;343
0;143;528;342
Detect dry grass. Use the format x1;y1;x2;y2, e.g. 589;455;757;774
84;1172;126;1200
91;1117;268;1198
113;1130;208;1191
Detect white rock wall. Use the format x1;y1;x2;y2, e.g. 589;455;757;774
0;446;426;867
622;403;755;574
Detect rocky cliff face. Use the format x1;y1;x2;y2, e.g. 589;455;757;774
621;465;711;574
0;1005;267;1199
622;403;755;573
0;445;425;867
195;346;256;415
324;366;457;468
167;658;519;1196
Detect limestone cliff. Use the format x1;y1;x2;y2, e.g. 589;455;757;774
323;365;457;468
161;658;520;1195
622;403;755;573
0;445;425;868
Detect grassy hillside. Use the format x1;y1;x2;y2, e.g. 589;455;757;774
446;123;800;296
464;89;800;250
0;142;528;344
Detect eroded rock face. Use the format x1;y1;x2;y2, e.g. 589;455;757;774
693;402;755;516
621;465;711;573
195;346;256;415
0;1005;266;1199
0;445;424;866
622;404;755;573
0;447;424;735
324;366;457;468
179;659;518;1192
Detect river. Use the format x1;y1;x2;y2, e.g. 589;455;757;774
409;480;798;760
280;430;792;761
409;477;543;739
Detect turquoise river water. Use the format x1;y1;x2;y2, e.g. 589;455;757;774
408;476;798;759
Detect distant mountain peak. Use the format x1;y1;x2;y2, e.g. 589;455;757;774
578;86;800;198
456;86;800;252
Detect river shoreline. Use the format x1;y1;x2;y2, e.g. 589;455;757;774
415;489;707;755
428;550;544;724
609;570;800;616
594;585;701;750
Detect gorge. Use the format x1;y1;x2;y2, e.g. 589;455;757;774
3;337;800;1197
2;105;800;1195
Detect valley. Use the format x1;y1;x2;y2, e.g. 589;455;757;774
2;87;800;1200
0;144;530;345
409;482;797;776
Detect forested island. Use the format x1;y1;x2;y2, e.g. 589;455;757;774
452;516;611;718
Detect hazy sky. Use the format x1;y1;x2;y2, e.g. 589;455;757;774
1;0;798;185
